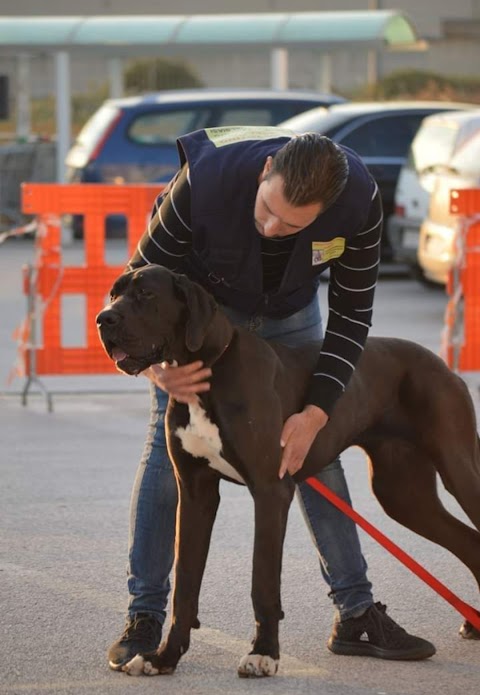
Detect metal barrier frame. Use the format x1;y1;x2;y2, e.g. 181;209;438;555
443;188;480;372
16;182;163;410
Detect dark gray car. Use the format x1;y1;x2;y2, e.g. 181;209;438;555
279;101;476;261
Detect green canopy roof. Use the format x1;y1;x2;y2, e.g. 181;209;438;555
0;11;422;52
2;11;425;183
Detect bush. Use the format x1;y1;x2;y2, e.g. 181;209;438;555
357;69;480;103
72;86;110;130
124;57;204;93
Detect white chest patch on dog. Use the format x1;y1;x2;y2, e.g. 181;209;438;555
175;400;245;485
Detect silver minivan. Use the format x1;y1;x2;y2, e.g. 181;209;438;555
388;108;480;275
417;128;480;285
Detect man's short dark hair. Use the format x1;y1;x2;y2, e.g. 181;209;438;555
269;133;349;210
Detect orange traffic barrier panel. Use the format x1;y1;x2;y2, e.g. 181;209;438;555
18;183;163;383
443;188;480;371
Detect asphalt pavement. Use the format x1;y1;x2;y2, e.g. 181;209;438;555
1;238;480;695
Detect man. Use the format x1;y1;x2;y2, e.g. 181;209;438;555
108;126;435;669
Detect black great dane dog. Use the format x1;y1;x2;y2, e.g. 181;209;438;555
96;264;480;678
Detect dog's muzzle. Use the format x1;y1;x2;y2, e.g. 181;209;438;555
96;307;165;376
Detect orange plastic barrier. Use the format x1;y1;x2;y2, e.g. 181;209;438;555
443;188;480;371
19;183;163;378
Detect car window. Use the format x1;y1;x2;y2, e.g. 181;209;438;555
339;115;425;158
403;146;416;171
215;108;274;126
128;108;210;144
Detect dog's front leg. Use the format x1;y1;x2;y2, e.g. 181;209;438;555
125;465;220;677
238;478;295;678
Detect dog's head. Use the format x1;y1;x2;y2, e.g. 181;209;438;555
96;265;219;375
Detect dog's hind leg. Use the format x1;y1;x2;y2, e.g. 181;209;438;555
426;437;480;640
367;440;480;639
434;438;480;535
237;478;295;678
125;465;221;676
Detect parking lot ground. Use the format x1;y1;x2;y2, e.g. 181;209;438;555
1;239;480;695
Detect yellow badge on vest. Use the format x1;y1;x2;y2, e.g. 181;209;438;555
312;239;345;265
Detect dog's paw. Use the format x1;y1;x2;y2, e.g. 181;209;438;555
237;654;279;678
122;654;159;677
122;654;146;676
459;620;480;640
143;660;160;676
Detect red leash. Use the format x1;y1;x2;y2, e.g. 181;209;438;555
306;475;480;631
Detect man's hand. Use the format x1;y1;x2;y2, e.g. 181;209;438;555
142;360;212;403
279;405;329;479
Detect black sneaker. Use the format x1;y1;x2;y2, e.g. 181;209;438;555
107;613;163;671
327;602;436;660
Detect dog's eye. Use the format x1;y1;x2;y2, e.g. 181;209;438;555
138;288;156;300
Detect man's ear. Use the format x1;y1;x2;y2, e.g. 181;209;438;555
173;274;217;352
259;155;273;182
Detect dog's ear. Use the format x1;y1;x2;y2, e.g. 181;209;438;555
173;274;217;352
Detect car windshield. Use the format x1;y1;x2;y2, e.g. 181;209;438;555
410;122;460;173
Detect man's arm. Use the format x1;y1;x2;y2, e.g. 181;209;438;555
306;183;383;415
127;164;192;271
279;184;383;478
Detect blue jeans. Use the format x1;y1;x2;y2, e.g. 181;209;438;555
127;294;373;624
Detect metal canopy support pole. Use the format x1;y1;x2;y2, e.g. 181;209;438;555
315;53;332;93
21;264;53;413
270;47;289;90
368;0;380;86
108;57;123;98
16;53;31;141
367;48;379;85
54;50;71;183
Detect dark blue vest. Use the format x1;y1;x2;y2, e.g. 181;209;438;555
176;126;376;318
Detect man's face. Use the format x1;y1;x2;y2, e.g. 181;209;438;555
254;157;322;239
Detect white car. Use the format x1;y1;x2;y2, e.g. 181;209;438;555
388;108;480;275
418;128;480;285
